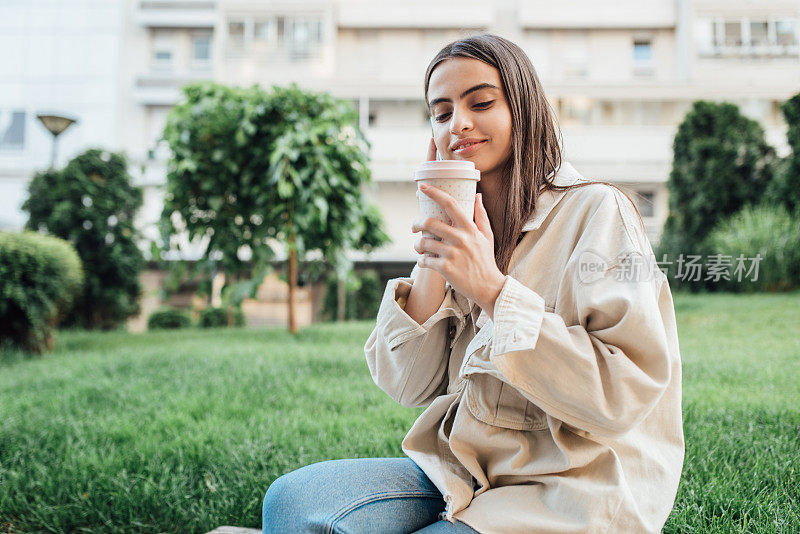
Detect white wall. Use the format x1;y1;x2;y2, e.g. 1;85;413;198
0;0;124;229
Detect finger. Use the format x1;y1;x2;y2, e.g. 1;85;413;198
417;252;448;272
412;216;450;234
416;217;460;243
419;184;471;229
426;137;437;161
474;193;493;240
414;235;449;257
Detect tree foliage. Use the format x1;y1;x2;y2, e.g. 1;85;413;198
23;149;145;328
656;101;777;290
157;82;390;326
765;92;800;214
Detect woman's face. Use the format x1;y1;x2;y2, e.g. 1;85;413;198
427;57;513;178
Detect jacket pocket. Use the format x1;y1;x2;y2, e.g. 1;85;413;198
464;372;548;431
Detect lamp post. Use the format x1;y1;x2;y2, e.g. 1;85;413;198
36;114;77;169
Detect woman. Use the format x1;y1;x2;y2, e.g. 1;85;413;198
263;34;684;533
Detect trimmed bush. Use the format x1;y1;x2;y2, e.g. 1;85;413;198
23;149;145;329
147;307;191;330
706;204;800;292
198;306;245;328
321;269;382;321
0;231;84;353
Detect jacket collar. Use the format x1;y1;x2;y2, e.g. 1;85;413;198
520;161;586;232
454;161;588;329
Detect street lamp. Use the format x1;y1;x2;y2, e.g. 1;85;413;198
36;113;77;169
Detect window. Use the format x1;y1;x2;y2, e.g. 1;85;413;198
152;32;175;71
192;35;211;63
562;33;588;79
712;20;724;47
0;111;25;150
288;18;323;60
633;38;654;76
254;19;274;41
226;15;324;61
152;49;172;70
724;21;742;46
776;20;798;46
636;191;655;218
557;97;592;126
633;40;653;62
228;21;245;42
750;21;769;47
697;17;799;56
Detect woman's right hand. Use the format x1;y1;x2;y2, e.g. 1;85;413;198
413;137;442;253
426;136;437;162
403;138;447;324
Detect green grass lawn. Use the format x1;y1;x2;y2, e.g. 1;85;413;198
1;291;799;533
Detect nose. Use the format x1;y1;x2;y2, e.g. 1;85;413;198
449;106;473;135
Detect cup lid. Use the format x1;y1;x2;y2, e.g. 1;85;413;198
414;160;480;181
416;160;476;171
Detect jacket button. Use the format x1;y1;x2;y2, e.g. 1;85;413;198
448;323;456;340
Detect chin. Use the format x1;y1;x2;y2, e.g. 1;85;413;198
469;156;493;173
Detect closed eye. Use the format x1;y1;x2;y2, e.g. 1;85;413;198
434;101;495;122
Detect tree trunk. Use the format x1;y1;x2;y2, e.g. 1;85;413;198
211;270;225;308
288;231;298;334
336;275;346;322
225;273;236;326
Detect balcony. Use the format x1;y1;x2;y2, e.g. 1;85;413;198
519;0;675;29
363;125;676;184
336;0;492;29
133;71;214;105
135;0;217;28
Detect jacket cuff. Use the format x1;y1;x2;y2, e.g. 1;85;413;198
380;277;462;351
490;275;546;357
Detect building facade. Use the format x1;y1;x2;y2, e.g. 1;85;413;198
2;0;799;267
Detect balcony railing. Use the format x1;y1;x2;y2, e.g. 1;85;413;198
135;0;217;28
133;71;214;105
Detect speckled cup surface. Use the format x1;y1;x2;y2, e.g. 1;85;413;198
414;161;481;258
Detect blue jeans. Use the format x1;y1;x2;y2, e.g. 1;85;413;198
262;457;480;533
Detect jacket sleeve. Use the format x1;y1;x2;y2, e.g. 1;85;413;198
488;189;678;439
364;264;467;408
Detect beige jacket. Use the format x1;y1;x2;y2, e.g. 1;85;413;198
364;162;684;533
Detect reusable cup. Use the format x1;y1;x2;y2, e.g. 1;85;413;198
414;160;481;258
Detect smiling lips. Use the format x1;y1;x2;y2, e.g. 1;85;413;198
451;138;488;155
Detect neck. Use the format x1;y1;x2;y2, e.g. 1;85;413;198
478;169;504;230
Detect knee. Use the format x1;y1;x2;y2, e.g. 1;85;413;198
262;473;294;533
264;466;323;533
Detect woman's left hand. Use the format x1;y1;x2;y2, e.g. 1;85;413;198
412;184;507;319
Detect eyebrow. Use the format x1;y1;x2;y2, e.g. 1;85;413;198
428;83;500;109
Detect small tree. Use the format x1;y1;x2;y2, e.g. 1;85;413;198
765;92;800;214
657;101;777;290
23;149;145;328
158;83;389;333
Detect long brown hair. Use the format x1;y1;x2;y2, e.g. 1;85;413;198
424;34;646;274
